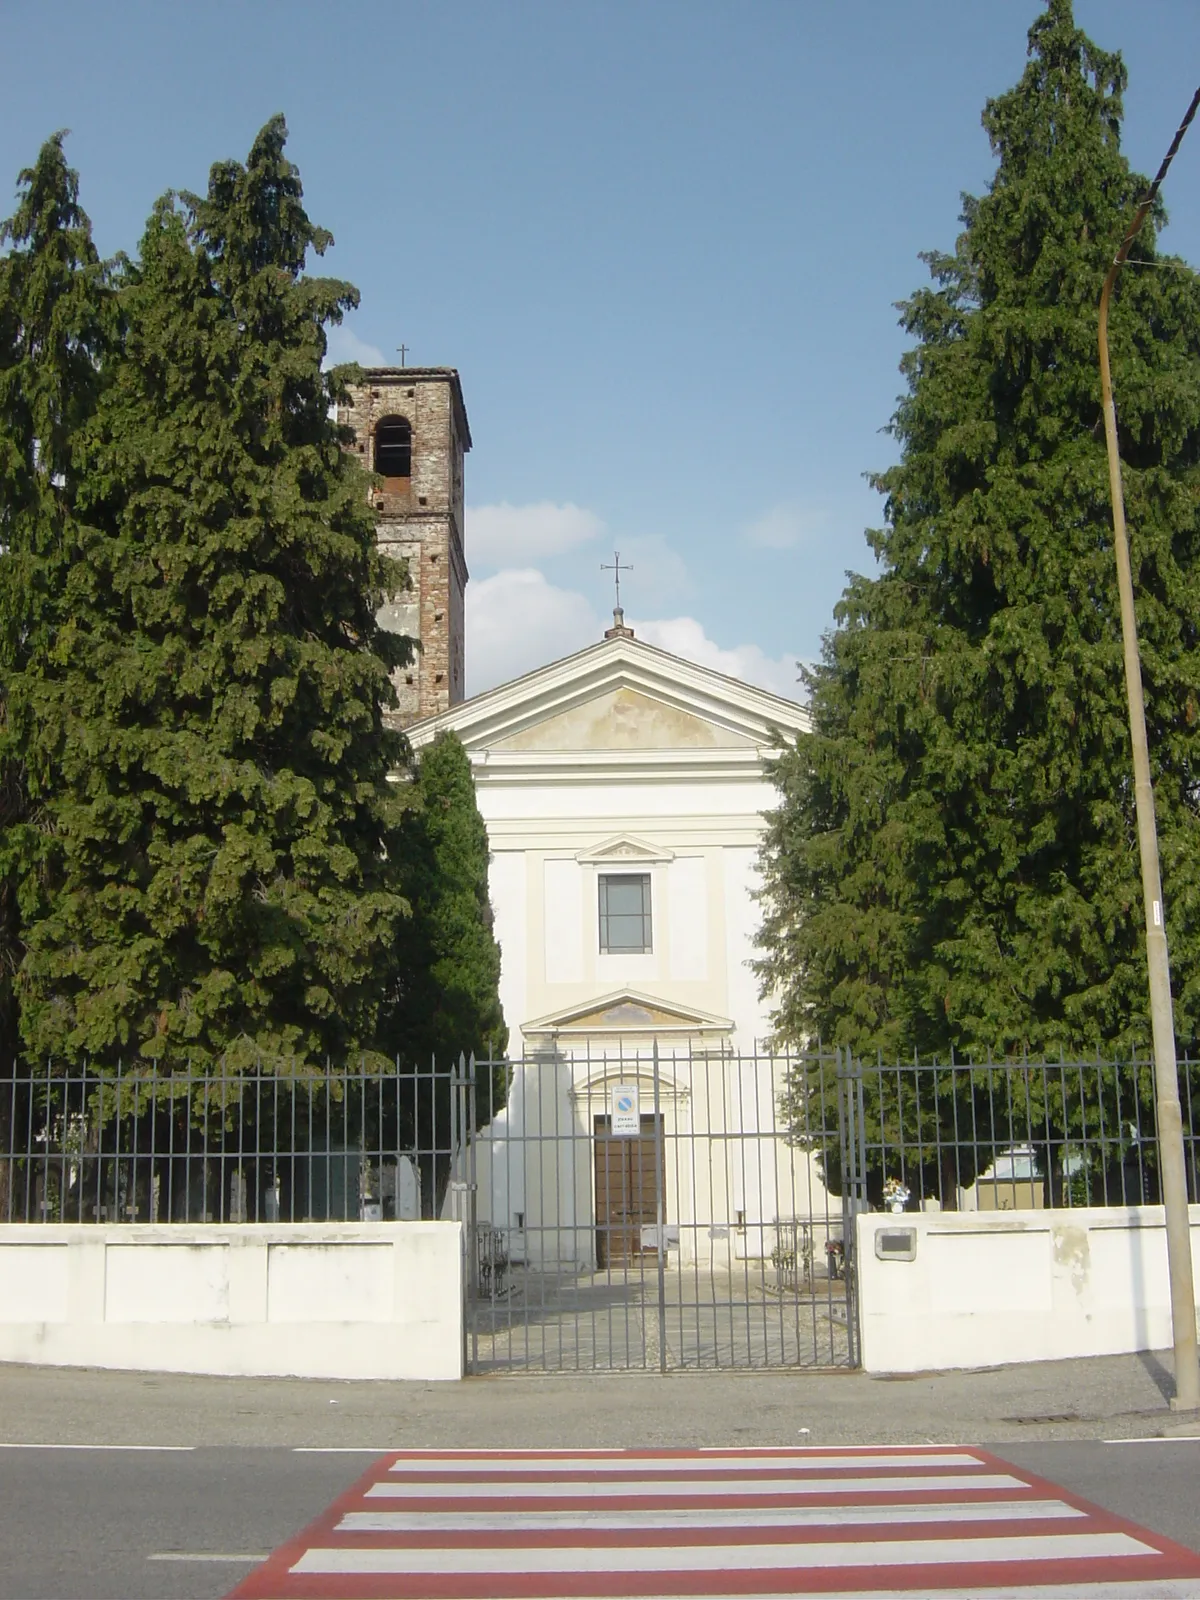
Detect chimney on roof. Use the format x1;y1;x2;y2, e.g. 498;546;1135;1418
605;606;634;640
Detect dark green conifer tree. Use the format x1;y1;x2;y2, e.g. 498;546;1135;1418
758;3;1200;1192
17;118;413;1072
0;135;112;1069
387;731;505;1108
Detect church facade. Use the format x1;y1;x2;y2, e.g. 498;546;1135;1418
406;624;824;1272
406;624;809;1059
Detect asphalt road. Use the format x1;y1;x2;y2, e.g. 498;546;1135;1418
0;1446;359;1600
1;1438;1198;1600
1000;1438;1200;1558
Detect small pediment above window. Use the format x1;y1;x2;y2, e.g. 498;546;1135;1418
522;988;733;1039
575;834;673;865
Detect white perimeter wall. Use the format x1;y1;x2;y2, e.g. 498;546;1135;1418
858;1206;1200;1375
0;1222;463;1381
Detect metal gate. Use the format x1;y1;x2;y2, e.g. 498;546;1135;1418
459;1044;861;1372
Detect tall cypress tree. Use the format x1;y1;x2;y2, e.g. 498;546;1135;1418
17;118;413;1072
386;732;505;1101
758;1;1200;1066
374;731;505;1213
0;135;112;1068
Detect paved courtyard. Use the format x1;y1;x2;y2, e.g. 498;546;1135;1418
468;1262;852;1371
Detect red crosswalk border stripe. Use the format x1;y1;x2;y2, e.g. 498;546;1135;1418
225;1444;1200;1598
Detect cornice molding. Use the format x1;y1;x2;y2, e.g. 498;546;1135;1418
463;747;781;787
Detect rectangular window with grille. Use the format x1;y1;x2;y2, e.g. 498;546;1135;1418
598;872;652;953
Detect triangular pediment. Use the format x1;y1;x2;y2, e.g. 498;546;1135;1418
523;988;733;1037
492;687;751;753
406;633;809;758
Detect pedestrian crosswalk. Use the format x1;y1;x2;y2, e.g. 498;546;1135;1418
227;1444;1200;1598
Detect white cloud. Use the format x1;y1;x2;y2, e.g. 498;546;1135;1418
742;503;826;551
610;533;692;606
630;615;802;701
323;324;387;368
466;565;803;704
467;501;604;569
466;569;601;694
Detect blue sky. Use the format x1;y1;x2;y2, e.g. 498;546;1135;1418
3;1;1199;698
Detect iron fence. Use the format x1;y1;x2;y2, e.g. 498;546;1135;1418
0;1057;482;1226
788;1050;1200;1213
2;1049;1197;1375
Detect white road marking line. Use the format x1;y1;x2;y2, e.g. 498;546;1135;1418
694;1443;972;1452
501;1586;1200;1599
385;1445;973;1456
291;1530;1156;1575
386;1451;987;1473
292;1446;394;1453
0;1442;195;1451
147;1553;268;1563
364;1470;1028;1499
336;1498;1086;1533
1104;1436;1200;1445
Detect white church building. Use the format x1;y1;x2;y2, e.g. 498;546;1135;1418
407;611;825;1275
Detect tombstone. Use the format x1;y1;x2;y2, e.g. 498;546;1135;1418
395;1155;421;1220
229;1168;248;1223
184;1159;216;1223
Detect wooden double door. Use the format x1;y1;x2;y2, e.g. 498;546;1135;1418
593;1113;664;1268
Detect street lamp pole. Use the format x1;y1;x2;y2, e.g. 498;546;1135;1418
1098;85;1200;1414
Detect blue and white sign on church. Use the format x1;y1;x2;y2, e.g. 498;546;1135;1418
610;1083;640;1136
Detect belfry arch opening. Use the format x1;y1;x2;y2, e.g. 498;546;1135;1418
375;415;412;479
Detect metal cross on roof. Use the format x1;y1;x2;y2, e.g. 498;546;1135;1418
601;551;632;611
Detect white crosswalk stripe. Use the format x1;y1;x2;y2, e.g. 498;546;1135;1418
365;1469;1029;1497
384;1452;990;1473
337;1499;1086;1531
291;1531;1154;1575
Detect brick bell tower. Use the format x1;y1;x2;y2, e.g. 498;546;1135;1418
339;367;470;726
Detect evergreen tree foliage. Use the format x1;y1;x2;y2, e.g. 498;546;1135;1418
759;2;1200;1073
15;118;414;1073
387;732;506;1124
0;134;112;1067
